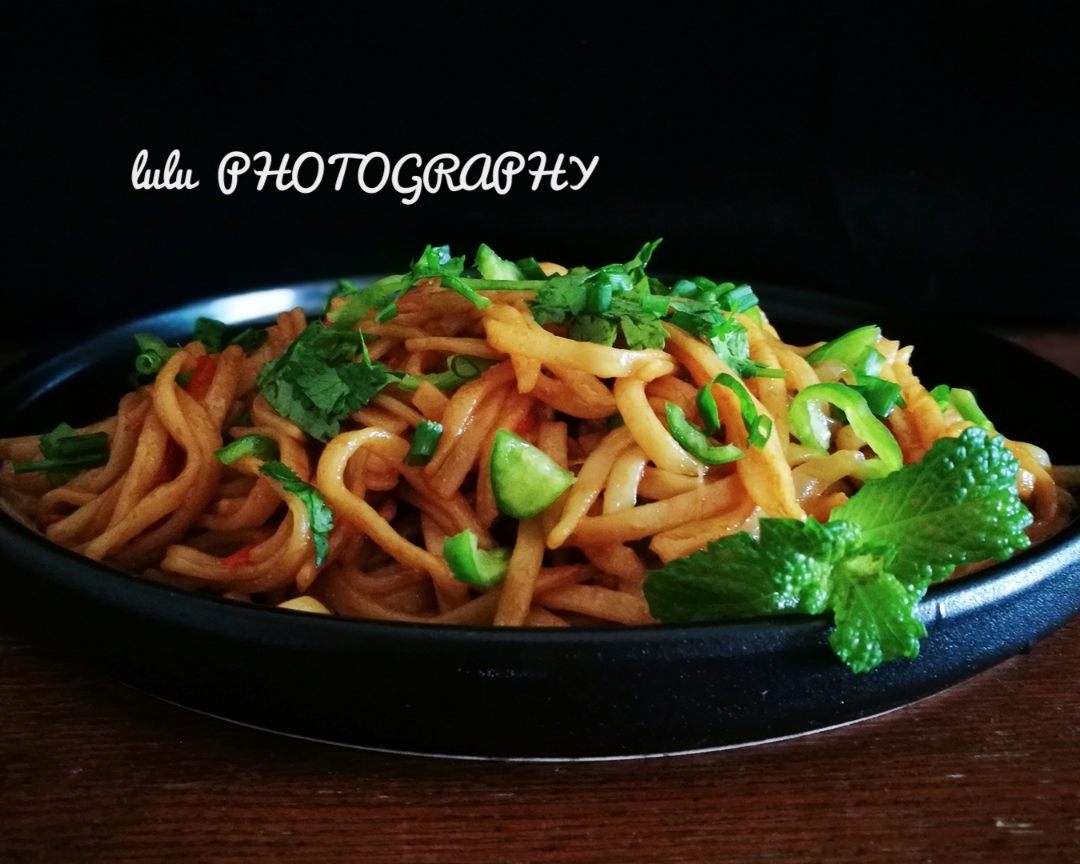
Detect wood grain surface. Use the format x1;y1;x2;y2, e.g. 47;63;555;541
2;333;1079;864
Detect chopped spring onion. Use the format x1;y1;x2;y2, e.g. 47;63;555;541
391;355;497;392
133;333;178;376
474;243;526;281
929;384;952;411
665;403;743;465
405;420;443;466
12;423;110;486
215;434;280;465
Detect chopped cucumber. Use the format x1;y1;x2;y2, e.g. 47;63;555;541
489;429;576;519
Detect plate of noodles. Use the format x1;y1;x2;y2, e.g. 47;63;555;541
2;241;1080;759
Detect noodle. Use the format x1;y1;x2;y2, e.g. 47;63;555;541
1;246;1074;632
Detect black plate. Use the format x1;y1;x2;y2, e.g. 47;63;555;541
2;280;1079;759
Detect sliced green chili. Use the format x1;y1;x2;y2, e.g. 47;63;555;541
805;325;881;368
788;382;903;474
714;373;773;449
949;388;995;431
665;403;743;465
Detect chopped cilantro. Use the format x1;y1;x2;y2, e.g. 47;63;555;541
259;461;334;567
256;323;393;441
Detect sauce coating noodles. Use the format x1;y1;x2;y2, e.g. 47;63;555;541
1;269;1072;627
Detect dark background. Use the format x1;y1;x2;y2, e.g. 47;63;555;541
5;4;1078;347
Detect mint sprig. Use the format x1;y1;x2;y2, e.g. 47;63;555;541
644;429;1033;672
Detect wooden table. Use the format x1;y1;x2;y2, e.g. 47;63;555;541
2;334;1079;864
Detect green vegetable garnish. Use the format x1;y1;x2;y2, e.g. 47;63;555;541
391;355;496;392
326;275;408;329
215;435;280;465
443;529;512;587
193;317;227;354
929;384;952;411
404;420;443;467
788;383;903;474
490;429;576;519
133;333;177;377
805;325;881;368
12;423;111;486
230;327;269;354
259;461;334;567
475;243;525;281
714;373;772;449
529;241;670;351
644;429;1032;672
665;403;743;465
948;388;995;431
256;323;393;442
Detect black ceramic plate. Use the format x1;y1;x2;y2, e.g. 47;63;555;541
2;280;1079;760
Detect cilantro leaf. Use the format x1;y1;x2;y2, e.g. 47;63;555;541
528;244;668;350
569;314;617;346
256;323;392;441
830;428;1032;592
259;461;334;567
193;317;227;354
411;244;490;308
619;315;668;351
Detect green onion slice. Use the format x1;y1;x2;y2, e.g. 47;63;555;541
133;333;177;376
193;317;227;353
405;420;443;466
929;384;952;412
392;355;496;392
215;435;280;465
12;423;110;486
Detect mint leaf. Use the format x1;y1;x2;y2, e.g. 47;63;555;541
644;519;861;621
828;556;925;672
830;428;1032;592
259;461;334;567
645;427;1034;673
